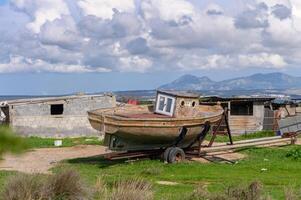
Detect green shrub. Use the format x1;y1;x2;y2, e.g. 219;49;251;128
286;147;301;160
0;126;28;156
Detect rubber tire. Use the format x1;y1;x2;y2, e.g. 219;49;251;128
163;147;173;162
168;147;185;163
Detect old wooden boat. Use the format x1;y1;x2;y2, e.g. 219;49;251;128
88;91;224;151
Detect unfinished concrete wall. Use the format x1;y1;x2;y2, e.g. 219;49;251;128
229;102;265;135
9;95;116;137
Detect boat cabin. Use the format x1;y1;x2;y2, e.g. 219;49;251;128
155;90;200;117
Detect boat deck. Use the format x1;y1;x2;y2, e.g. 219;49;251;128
115;113;172;119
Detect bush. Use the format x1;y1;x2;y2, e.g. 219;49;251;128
2;174;44;200
109;179;153;200
1;170;88;200
286;147;301;160
187;181;268;200
226;181;263;200
43;170;88;200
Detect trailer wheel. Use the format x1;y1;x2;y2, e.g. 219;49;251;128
168;147;185;163
163;147;173;162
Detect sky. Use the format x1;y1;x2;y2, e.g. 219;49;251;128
1;0;301;95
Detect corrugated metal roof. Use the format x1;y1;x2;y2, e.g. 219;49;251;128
200;96;276;102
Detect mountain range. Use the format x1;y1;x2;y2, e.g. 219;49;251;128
159;73;301;91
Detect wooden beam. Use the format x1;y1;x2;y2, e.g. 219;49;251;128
202;137;294;153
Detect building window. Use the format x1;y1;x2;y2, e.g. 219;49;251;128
155;94;175;116
51;104;64;115
230;101;253;116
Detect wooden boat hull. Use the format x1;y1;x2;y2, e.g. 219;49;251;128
88;105;223;151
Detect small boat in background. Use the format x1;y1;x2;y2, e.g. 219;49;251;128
88;90;224;151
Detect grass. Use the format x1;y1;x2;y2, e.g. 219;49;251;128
23;136;102;149
48;144;301;200
16;131;276;149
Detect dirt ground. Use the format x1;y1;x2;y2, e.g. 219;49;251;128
190;151;246;163
0;145;108;174
0;144;246;174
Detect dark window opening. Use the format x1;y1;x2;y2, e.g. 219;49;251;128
51;104;64;115
181;101;185;106
230;101;253;116
192;101;196;107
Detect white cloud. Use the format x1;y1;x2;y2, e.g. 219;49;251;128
141;0;195;22
177;53;287;70
0;0;300;73
0;55;110;73
291;1;301;32
237;53;287;68
11;0;70;33
77;0;135;19
119;56;153;72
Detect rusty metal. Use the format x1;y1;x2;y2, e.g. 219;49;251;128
105;150;162;160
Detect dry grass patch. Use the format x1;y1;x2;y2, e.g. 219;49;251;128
1;170;89;200
43;170;88;200
284;187;301;200
109;179;153;200
2;174;44;200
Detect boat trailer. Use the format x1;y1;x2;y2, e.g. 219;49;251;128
103;109;298;163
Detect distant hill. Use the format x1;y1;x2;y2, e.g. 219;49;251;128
159;73;301;90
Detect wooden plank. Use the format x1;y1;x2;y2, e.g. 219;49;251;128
202;137;293;153
211;136;282;148
231;136;281;144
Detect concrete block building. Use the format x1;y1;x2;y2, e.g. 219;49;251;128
0;94;116;137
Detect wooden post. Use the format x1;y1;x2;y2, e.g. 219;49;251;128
198;121;211;156
224;108;233;145
291;136;297;145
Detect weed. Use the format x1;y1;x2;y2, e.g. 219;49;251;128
284;186;301;200
94;176;109;200
141;167;162;176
